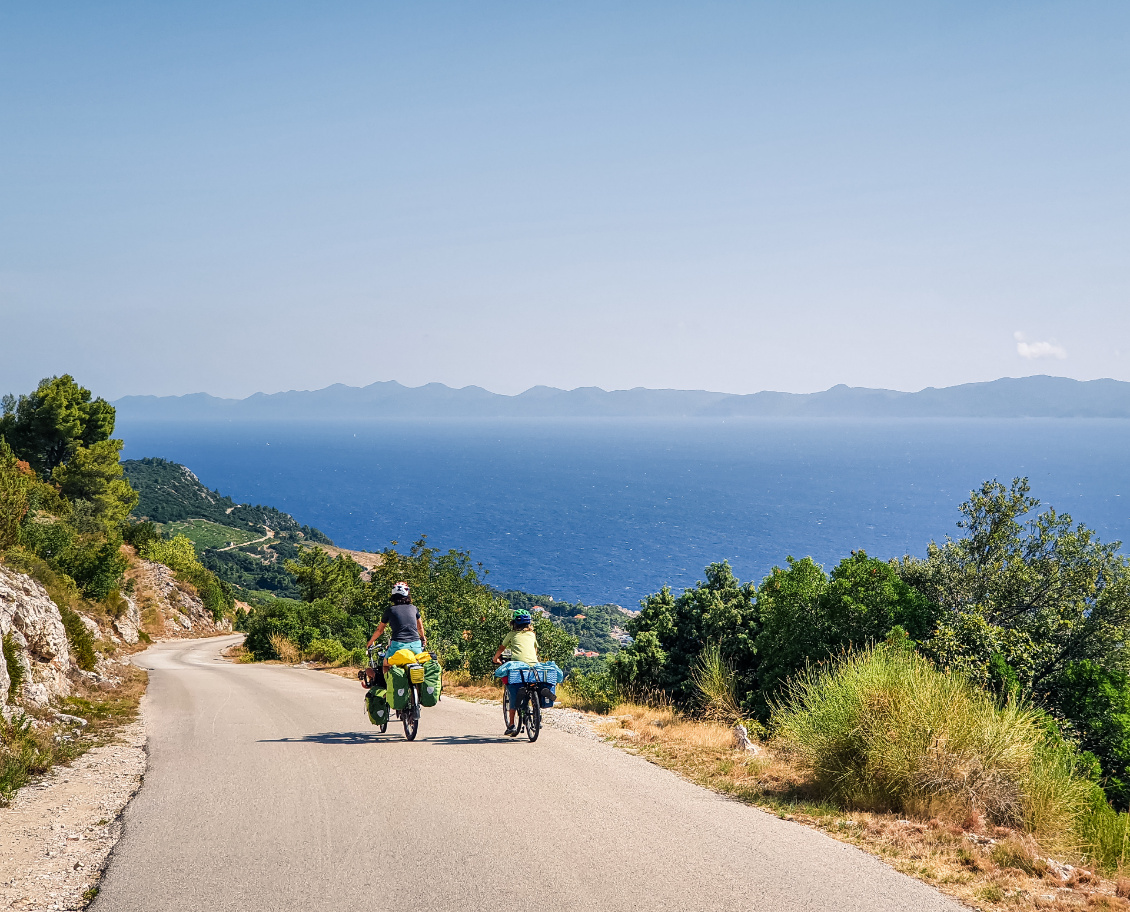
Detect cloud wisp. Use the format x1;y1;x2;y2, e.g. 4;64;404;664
1014;332;1067;360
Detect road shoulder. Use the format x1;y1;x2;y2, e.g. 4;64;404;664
0;721;147;911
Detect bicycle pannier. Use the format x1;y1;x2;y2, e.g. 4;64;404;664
365;688;390;726
385;666;410;710
419;657;443;707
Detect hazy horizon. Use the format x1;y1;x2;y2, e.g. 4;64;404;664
109;372;1124;403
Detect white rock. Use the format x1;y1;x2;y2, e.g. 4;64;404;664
732;723;763;754
77;614;103;641
0;569;77;705
111;596;140;645
24;682;52;707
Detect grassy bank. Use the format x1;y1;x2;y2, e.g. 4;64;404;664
536;646;1130;912
1;664;147;806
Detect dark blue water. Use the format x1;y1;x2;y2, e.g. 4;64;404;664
117;419;1130;606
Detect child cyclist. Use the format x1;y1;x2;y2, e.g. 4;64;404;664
492;609;539;737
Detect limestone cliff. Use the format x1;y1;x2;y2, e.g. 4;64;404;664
0;567;73;708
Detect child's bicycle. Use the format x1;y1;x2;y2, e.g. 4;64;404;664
501;667;545;742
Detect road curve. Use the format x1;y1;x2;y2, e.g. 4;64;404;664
93;636;963;912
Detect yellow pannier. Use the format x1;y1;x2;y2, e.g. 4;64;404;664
408;664;425;684
388;648;419;666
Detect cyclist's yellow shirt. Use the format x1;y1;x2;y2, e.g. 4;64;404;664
501;629;539;665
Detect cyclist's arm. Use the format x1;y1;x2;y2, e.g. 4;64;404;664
416;615;426;646
367;621;387;650
493;632;512;663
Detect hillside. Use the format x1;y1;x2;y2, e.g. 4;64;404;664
123;457;332;599
114;375;1130;421
499;589;632;656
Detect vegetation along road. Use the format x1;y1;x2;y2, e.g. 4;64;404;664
91;636;963;912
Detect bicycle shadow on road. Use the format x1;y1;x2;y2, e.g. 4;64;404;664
258;731;390;745
422;734;527;746
258;732;521;746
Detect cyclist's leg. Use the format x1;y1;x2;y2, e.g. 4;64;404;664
506;682;521;732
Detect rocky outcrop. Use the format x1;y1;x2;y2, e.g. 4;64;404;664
0;568;73;707
127;559;232;639
112;596;141;645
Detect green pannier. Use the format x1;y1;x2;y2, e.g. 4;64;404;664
385;666;410;710
419;658;442;707
365;688;389;726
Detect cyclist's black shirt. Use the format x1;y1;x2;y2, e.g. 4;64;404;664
383;603;421;644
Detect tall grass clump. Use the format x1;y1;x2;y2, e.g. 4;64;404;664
268;633;301;664
691;642;743;723
771;644;1092;846
1077;789;1130;873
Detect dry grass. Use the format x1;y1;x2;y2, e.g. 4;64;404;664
441;672;505;702
268;633;301;664
3;664;148;805
591;702;1130;912
222;642;257;664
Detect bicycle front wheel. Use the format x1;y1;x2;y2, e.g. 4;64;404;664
403;686;420;741
526;692;541;742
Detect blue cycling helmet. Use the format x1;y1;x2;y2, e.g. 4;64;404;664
512;610;532;625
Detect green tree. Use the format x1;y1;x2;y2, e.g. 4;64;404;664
0;441;31;550
52;439;138;531
1;375;115;477
1049;660;1130;809
285;547;364;606
609;562;758;708
755;552;936;716
141;534;203;573
902;478;1130;697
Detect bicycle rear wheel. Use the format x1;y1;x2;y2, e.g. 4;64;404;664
403;686;420;741
526;691;541;742
502;688;511;730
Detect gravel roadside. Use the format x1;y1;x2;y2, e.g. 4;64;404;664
0;721;147;911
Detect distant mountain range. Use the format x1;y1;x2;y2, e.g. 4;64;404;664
113;375;1130;421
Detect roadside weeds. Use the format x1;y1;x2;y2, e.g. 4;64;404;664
596;702;1130;912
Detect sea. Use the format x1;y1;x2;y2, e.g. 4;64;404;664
117;418;1130;607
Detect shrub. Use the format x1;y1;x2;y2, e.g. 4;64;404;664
122;520;161;551
305;638;349;666
64;537;128;601
1;713;62;805
58;604;97;671
2;633;25;702
140;534;201;573
564;669;621;714
771;644;1092;843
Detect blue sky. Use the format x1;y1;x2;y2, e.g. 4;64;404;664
2;2;1127;399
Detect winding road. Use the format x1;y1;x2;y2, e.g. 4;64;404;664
93;636;963;912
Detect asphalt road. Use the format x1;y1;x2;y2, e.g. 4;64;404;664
93;636;963;912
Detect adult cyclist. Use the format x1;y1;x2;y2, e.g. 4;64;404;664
367;581;426;674
492;610;539;737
